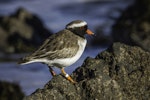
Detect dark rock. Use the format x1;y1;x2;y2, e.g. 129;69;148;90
0;81;24;100
23;42;150;100
112;0;150;52
0;7;52;53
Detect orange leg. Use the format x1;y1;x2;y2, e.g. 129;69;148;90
49;67;56;76
61;68;76;84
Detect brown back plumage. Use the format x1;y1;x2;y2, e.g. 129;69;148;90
19;29;84;64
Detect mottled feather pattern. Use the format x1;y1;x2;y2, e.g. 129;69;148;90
22;29;83;61
18;20;93;84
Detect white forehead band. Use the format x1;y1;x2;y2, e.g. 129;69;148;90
67;21;87;28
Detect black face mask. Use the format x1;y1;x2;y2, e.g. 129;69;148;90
66;25;88;37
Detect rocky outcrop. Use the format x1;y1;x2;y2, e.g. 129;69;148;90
0;7;52;53
112;0;150;52
23;42;150;100
0;81;24;100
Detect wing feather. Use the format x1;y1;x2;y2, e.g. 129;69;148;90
23;29;79;62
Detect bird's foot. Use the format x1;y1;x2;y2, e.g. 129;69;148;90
65;74;77;84
61;68;77;84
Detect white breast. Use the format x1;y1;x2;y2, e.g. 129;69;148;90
49;39;87;67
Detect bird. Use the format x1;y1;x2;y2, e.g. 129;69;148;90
19;20;94;84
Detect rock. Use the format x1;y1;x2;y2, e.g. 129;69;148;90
112;0;150;52
23;42;150;100
0;7;52;53
0;81;24;100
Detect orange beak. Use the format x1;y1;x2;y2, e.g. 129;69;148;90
86;29;94;35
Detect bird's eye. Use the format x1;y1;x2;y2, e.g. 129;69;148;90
84;25;88;30
80;25;87;30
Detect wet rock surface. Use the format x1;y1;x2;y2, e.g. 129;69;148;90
0;81;24;100
0;7;52;53
23;42;150;100
112;0;150;52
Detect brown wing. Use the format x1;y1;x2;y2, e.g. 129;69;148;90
24;29;79;61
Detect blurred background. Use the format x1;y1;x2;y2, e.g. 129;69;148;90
0;0;142;98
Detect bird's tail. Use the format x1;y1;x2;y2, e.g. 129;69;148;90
18;56;32;65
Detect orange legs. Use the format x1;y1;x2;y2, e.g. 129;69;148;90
61;68;76;84
49;66;76;84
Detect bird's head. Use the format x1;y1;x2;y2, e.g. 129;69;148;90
66;20;94;37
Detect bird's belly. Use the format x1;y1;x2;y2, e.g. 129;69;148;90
51;51;83;68
49;39;87;68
